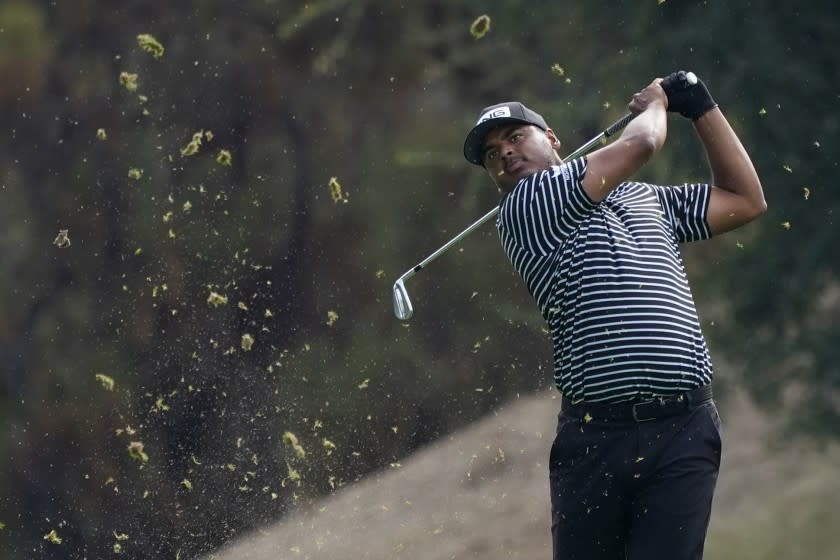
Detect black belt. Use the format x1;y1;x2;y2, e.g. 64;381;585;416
561;385;713;423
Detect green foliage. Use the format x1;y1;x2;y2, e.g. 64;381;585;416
0;0;837;558
0;1;51;101
706;460;840;559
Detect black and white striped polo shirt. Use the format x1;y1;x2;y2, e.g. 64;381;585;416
497;157;713;403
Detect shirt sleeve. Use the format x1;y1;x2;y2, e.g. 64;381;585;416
496;157;598;256
651;183;713;243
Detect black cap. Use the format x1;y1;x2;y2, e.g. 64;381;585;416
463;101;548;166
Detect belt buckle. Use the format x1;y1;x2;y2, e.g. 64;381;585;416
631;398;660;422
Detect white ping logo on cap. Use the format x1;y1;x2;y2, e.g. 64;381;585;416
477;106;511;125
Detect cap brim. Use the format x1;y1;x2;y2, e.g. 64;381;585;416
463;117;534;166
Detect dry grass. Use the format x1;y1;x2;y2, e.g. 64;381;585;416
207;389;840;560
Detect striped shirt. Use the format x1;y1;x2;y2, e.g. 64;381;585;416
496;157;713;403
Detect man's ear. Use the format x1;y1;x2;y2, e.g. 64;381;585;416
545;128;561;151
544;128;563;163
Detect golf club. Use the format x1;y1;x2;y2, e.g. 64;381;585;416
392;72;696;320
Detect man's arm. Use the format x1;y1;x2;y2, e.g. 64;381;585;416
582;79;668;202
694;108;766;234
662;71;766;234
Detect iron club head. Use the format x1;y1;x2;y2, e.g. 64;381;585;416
392;278;414;320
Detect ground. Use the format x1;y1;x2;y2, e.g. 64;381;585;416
207;389;840;560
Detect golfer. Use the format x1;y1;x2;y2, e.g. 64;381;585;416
463;72;765;559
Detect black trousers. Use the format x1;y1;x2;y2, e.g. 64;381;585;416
550;400;722;560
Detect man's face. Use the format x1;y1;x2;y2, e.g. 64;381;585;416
481;124;561;192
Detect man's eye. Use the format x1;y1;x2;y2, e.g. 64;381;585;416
510;133;523;142
485;151;498;161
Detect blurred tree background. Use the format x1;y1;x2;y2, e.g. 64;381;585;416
0;0;837;558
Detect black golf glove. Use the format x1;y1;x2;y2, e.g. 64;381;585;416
661;70;718;121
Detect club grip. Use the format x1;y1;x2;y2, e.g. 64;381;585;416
604;112;635;137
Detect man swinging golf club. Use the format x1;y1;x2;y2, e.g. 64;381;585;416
463;72;765;559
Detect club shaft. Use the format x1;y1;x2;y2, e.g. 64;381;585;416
398;205;499;283
397;112;635;281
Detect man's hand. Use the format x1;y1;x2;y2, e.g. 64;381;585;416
628;79;668;115
661;71;717;121
582;79;667;202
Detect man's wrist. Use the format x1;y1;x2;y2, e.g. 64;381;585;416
692;104;720;122
688;98;718;120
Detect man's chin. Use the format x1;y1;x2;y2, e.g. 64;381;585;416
493;166;543;192
508;166;541;183
496;173;528;193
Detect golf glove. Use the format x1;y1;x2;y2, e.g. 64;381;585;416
662;71;718;121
